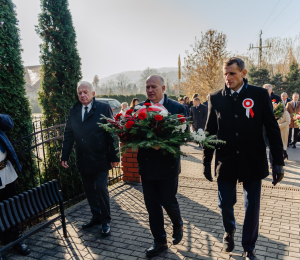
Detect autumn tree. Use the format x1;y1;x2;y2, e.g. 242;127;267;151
116;74;130;94
181;29;227;102
92;75;100;94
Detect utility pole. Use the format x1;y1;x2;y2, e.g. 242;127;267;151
178;55;181;97
249;30;271;67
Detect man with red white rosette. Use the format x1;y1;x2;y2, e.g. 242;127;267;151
203;57;284;260
136;75;187;257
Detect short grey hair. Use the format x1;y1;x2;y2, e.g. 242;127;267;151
77;81;94;92
281;92;288;96
121;102;128;107
146;75;164;85
263;84;272;89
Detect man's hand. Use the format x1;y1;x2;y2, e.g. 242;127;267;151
62;161;69;169
203;163;213;182
111;162;119;168
272;165;284;186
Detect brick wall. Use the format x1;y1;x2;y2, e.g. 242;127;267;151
121;144;141;183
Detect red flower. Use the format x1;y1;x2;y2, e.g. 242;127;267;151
126;109;134;115
177;114;185;123
114;113;122;121
154;115;163;121
138;112;147;120
272;99;276;103
144;103;151;107
125;121;135;129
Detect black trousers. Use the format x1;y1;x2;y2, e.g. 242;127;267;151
0;181;21;244
288;128;299;144
81;171;111;224
141;176;183;244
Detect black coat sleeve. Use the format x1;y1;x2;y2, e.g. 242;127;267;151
189;108;194;125
262;90;284;166
0;114;14;131
61;110;75;162
203;96;218;165
106;106;119;162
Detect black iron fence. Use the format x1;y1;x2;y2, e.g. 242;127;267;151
9;117;122;208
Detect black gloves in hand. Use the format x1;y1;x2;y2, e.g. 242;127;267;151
203;163;213;182
272;165;284;186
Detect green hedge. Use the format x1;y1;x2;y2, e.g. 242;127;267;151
96;94;180;105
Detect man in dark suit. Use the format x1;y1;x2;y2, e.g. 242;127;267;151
61;81;119;236
137;75;186;257
203;58;284;260
190;97;207;131
263;84;281;103
202;94;209;108
281;92;292;106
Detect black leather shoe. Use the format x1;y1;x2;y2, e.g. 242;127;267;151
102;223;111;236
13;241;31;256
292;144;296;148
82;218;101;229
173;225;183;245
242;251;257;260
223;229;235;252
146;242;168;257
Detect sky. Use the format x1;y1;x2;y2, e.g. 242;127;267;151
13;0;300;82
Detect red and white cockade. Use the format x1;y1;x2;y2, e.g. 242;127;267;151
242;98;254;118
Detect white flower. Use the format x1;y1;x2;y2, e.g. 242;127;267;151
159;110;169;117
191;129;206;143
134;105;142;110
175;124;186;133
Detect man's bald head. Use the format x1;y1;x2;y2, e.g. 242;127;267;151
146;75;165;103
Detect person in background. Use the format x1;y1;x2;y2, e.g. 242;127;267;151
276;107;291;160
0;114;31;259
178;97;184;104
286;92;300;148
203;94;210;108
189;97;207;132
281;92;291;106
189;93;199;108
61;81;119;236
121;102;128;113
178;97;189;119
263;84;281;103
130;98;139;109
183;96;190;118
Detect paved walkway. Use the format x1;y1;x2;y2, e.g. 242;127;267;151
3;144;300;260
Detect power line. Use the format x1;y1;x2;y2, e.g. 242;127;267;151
261;0;281;30
249;0;280;44
280;17;300;36
263;0;293;33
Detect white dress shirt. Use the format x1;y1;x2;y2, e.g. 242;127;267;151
230;82;244;95
82;100;93;121
0;150;18;189
150;95;165;105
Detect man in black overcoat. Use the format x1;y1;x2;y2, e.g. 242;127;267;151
137;75;187;257
61;81;119;236
263;84;281;103
203;58;284;260
190;97;208;131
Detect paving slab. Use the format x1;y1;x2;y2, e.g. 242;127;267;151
2;143;300;260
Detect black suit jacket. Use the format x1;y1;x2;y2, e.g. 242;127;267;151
61;98;119;175
136;94;187;180
203;79;284;182
190;104;207;130
270;93;281;103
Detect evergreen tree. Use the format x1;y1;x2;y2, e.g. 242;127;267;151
248;65;270;87
270;73;284;95
36;0;83;198
285;61;300;96
0;0;38;191
36;0;82;122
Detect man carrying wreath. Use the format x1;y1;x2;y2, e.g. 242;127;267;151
203;58;284;260
136;75;187;257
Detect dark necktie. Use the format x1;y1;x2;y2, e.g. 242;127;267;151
83;106;88;121
295;102;297;108
232;92;238;98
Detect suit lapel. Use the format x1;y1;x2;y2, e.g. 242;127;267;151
83;99;97;123
73;102;83;124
